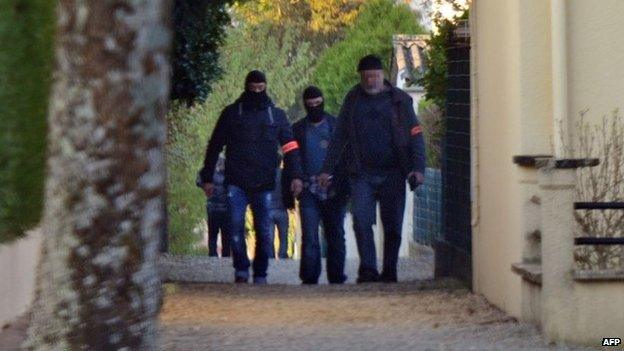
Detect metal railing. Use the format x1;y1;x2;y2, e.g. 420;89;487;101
573;202;624;246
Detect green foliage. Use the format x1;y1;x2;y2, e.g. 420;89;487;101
312;0;425;115
418;102;444;169
419;9;468;110
166;24;314;254
170;0;234;105
166;103;211;254
232;0;364;52
0;1;55;244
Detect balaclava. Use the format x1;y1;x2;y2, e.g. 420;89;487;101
242;70;269;109
303;86;325;123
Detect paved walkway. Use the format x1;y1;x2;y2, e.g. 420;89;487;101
159;255;592;351
1;255;595;350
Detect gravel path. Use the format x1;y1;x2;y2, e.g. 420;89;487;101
159;282;592;351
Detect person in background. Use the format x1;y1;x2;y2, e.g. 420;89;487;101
196;155;230;257
200;70;303;284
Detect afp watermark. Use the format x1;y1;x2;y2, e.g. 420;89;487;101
602;338;622;347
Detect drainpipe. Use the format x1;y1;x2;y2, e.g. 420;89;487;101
551;0;570;157
470;3;480;229
469;1;480;289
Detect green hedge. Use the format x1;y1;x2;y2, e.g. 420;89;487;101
0;1;55;244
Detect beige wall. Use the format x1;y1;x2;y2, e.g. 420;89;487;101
473;0;624;342
567;0;624;128
0;229;42;327
472;0;553;317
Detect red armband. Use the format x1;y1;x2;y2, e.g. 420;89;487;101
410;125;423;136
282;141;299;153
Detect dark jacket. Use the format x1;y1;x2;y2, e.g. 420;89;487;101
321;82;426;177
200;95;303;193
282;113;350;209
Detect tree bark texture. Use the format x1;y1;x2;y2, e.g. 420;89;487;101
26;1;172;350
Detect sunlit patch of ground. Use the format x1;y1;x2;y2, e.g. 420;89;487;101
159;282;592;351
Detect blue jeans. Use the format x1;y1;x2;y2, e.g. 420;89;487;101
207;208;230;257
269;209;290;258
299;190;347;284
227;185;273;280
350;171;405;280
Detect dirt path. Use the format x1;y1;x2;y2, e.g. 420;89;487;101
159;281;591;351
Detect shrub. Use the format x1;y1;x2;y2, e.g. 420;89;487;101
0;1;55;244
570;110;624;270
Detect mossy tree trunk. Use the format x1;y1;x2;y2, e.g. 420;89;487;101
25;1;173;350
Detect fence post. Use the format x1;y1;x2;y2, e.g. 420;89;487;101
537;160;578;342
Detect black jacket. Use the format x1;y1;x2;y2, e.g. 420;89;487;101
201;95;303;193
321;82;426;177
282;114;350;209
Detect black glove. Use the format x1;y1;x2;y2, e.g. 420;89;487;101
408;174;420;191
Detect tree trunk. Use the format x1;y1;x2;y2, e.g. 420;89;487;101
25;1;172;350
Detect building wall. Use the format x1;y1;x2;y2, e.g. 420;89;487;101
0;229;42;327
472;0;624;337
471;0;523;318
472;0;553;317
567;0;624;127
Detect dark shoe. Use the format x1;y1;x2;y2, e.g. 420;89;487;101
356;275;380;284
328;275;347;284
381;275;398;283
253;277;268;285
301;280;318;285
381;271;398;283
234;276;248;284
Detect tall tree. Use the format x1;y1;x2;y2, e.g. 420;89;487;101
25;1;173;349
170;0;234;105
0;0;55;243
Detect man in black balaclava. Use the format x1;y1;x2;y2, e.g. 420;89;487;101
283;86;349;284
241;70;270;109
200;70;304;284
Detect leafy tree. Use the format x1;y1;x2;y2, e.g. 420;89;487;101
170;0;235;105
232;0;364;51
0;0;55;244
419;9;468;109
312;0;425;114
